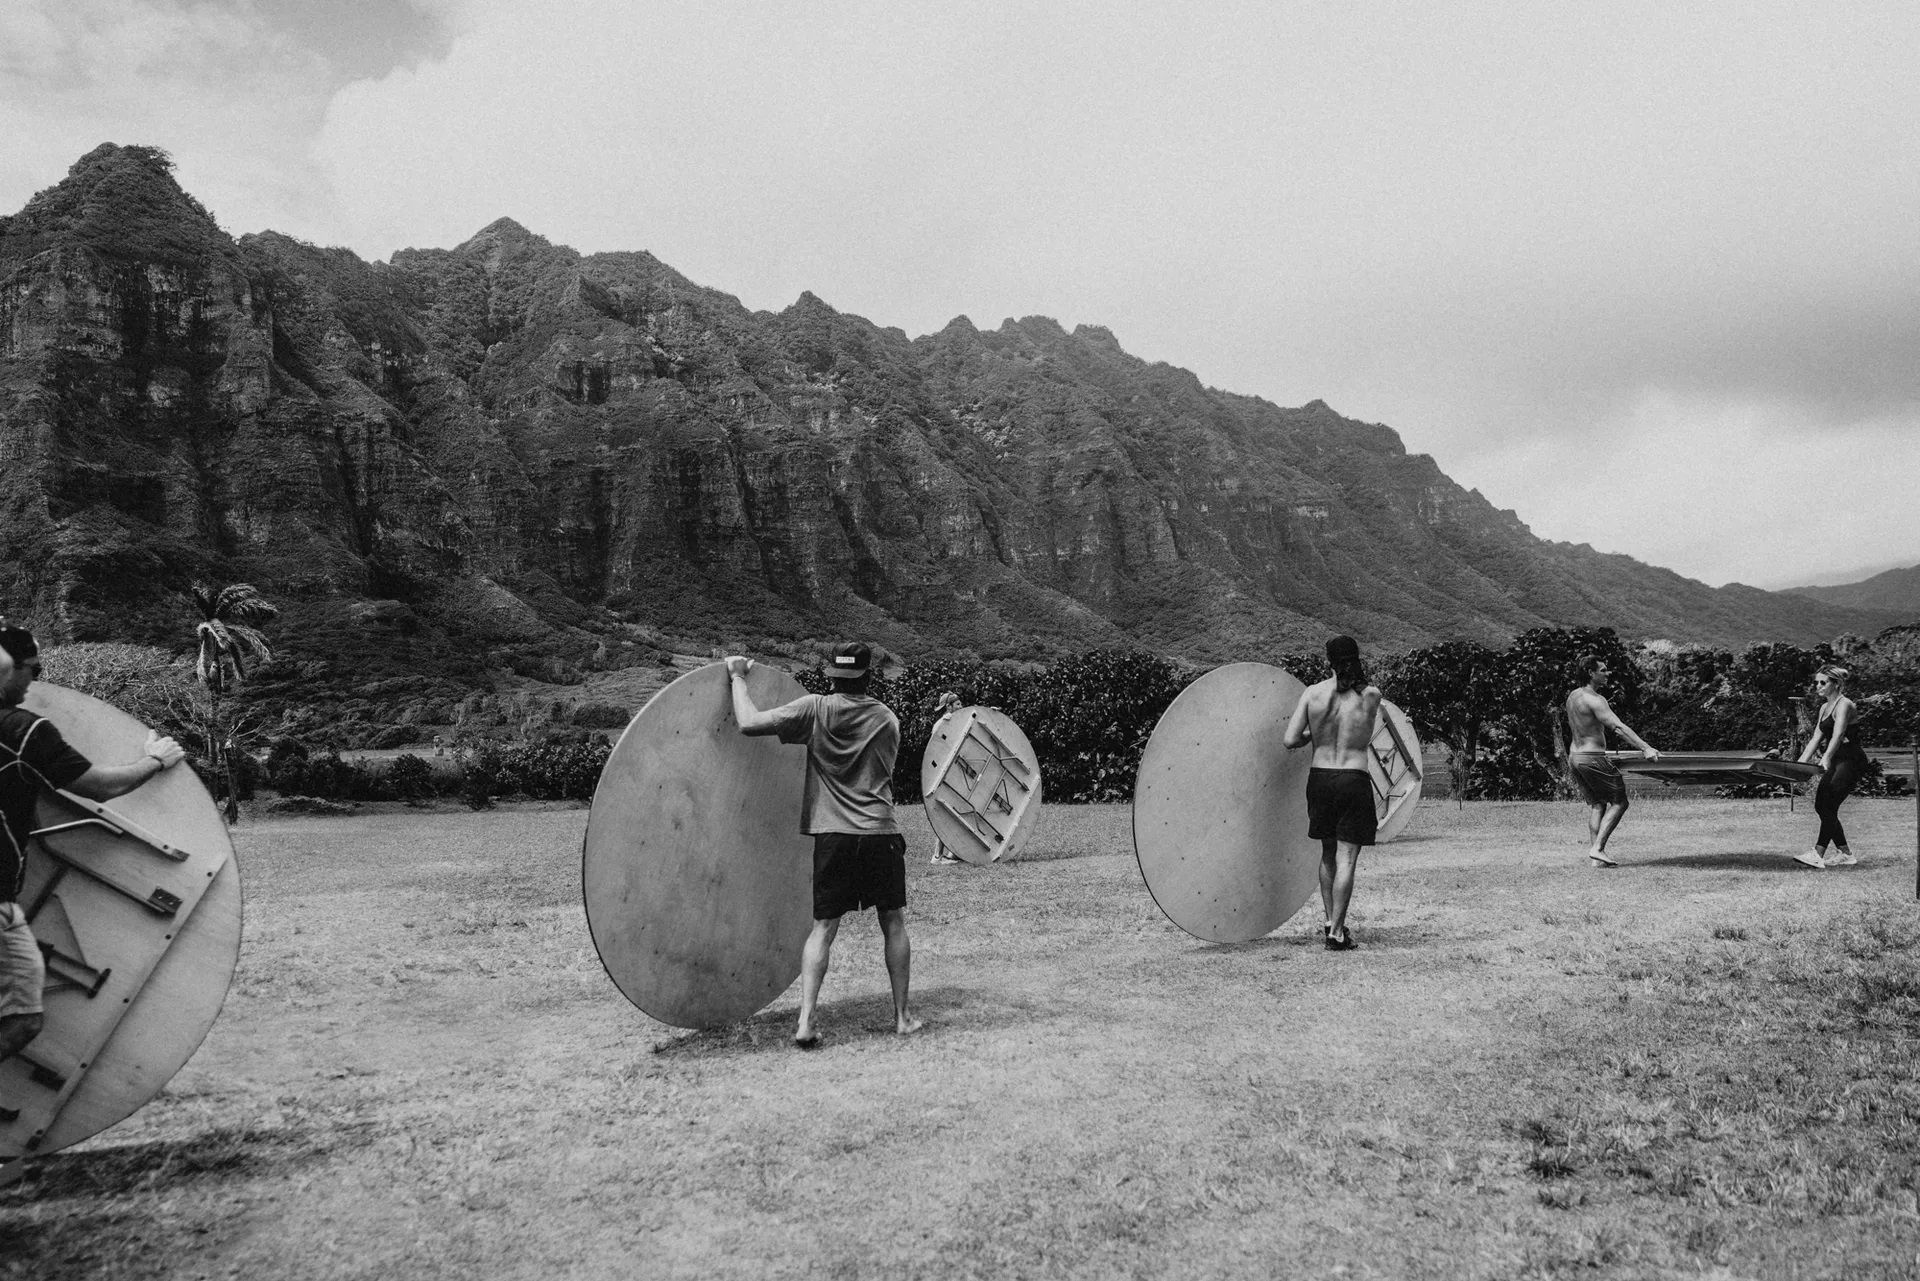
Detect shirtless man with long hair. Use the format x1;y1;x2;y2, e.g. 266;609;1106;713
1283;635;1381;951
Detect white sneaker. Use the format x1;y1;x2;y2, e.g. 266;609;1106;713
1792;850;1826;869
1825;849;1858;866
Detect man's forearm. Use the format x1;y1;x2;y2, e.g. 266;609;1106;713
729;676;757;725
69;755;165;801
729;673;780;735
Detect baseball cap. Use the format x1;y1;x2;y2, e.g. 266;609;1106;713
829;641;872;678
0;626;38;665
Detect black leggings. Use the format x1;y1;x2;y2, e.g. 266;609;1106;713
1814;755;1865;850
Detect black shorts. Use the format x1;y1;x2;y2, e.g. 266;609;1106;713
1307;768;1377;847
1568;753;1627;805
812;832;908;920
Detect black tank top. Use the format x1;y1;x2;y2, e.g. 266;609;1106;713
1818;704;1869;765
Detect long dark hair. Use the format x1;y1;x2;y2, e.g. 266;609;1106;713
1326;636;1367;693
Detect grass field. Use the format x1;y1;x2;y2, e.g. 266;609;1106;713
5;797;1920;1280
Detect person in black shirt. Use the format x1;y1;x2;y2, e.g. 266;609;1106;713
1796;664;1870;868
0;628;186;1064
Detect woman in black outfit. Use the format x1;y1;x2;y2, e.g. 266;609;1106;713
1796;665;1867;867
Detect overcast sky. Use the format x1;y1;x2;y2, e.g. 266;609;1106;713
4;0;1916;589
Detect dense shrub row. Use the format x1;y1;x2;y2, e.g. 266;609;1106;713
264;739;612;808
458;741;611;807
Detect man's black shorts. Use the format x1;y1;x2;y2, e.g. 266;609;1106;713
1568;752;1628;805
1306;767;1377;847
812;832;908;920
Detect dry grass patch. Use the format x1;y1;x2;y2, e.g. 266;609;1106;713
2;798;1917;1279
1508;910;1920;1266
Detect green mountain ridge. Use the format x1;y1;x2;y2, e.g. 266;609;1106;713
1787;564;1920;615
0;145;1908;690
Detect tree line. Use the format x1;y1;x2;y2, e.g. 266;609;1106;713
41;614;1920;809
1388;624;1920;800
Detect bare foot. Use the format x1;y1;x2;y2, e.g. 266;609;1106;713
895;1016;925;1036
793;1028;821;1049
1588;849;1617;867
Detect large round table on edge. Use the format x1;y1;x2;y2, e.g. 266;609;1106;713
1132;663;1319;943
582;662;813;1030
1369;698;1424;843
920;706;1043;864
1;684;241;1173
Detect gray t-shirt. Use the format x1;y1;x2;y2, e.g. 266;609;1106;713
765;693;901;835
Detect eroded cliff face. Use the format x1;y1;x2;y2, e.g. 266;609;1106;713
0;160;262;639
0;144;1897;669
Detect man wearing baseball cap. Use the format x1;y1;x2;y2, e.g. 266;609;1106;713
727;641;922;1047
0;627;188;1069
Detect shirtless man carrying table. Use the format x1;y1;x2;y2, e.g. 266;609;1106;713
1282;636;1381;951
1565;654;1660;867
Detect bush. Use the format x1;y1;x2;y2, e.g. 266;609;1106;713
40;642;199;743
460;745;501;810
382;753;435;802
266;746;368;800
457;740;610;807
264;742;448;803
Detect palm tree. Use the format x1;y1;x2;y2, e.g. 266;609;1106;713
189;583;278;821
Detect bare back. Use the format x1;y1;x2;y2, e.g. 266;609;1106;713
1565;686;1610;754
1299;680;1381;771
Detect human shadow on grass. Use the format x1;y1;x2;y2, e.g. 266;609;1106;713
1189;936;1290;956
651;984;1049;1056
1012;844;1115;862
1198;923;1443;953
0;1124;326;1203
1621;850;1821;873
1329;922;1443;949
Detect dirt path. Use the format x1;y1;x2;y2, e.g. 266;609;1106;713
5;798;1917;1279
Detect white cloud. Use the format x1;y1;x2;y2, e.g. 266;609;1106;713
1451;392;1920;588
0;0;340;240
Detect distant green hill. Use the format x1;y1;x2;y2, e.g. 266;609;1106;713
1;143;1905;683
1787;564;1920;616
